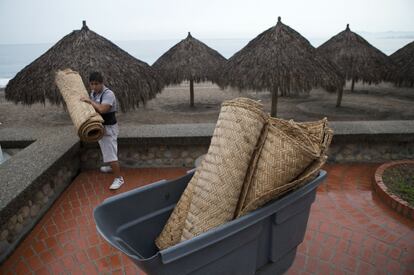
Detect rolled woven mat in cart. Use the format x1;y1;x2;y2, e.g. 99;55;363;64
155;98;268;249
236;118;333;217
155;163;200;250
55;69;104;142
180;98;268;241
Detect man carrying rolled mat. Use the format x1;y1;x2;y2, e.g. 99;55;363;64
80;72;124;190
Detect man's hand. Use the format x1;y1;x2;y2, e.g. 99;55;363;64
80;96;111;114
80;96;92;104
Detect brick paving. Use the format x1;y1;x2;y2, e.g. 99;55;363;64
287;164;414;275
1;164;413;274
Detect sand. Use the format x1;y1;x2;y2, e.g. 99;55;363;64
0;81;413;130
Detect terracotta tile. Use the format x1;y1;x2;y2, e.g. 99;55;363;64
124;264;141;274
32;240;47;254
337;239;350;254
110;254;122;270
55;232;70;245
291;253;306;270
87;233;101;246
308;242;321;257
61;254;77;271
14;258;31;275
49;260;66;274
373;253;389;269
62;241;77;254
112;269;125;275
95;257;111;273
347;242;361;257
305;256;318;273
388;247;403;260
100;243;113;257
359;247;374;264
80;262;99;275
317;260;332;275
51;245;66;259
21;246;35;259
350;232;365;244
44;236;58;249
26;255;44;271
341;227;353;241
44;224;58;237
36;227;49;240
33;267;51;274
75;250;90;265
39;250;57;265
356;261;375;275
332;252;357;272
387;259;402;274
375;241;390;255
86;246;101;261
319;248;334;262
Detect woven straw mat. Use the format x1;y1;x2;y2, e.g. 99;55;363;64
55;69;104;142
236;118;333;217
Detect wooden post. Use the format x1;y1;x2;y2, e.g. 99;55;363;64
190;79;194;107
271;87;278;117
82;20;89;31
351;78;355;92
336;87;343;107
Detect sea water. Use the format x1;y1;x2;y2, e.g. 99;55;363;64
0;34;412;88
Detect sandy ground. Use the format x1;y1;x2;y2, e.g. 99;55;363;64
0;81;413;129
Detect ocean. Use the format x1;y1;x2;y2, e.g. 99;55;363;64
0;34;412;88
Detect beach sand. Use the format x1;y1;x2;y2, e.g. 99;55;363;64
0;81;413;130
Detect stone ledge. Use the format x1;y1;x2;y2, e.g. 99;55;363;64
2;120;413;147
0;128;79;214
0;128;80;262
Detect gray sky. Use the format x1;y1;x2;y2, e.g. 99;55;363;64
0;0;413;44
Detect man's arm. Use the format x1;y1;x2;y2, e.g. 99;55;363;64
80;97;111;114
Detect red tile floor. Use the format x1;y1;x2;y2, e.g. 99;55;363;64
1;164;413;274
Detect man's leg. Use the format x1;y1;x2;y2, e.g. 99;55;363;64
110;161;121;178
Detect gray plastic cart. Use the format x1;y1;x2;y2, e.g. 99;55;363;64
94;169;326;275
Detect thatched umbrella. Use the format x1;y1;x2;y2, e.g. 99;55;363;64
219;17;344;116
390;41;414;87
5;21;162;112
317;24;392;95
153;32;226;107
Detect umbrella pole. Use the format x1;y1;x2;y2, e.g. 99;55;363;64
336;87;344;107
190;79;194;107
351;78;355;92
271;87;278;117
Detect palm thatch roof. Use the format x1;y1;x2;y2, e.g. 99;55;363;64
390;40;414;87
317;24;392;86
218;17;344;116
5;21;163;112
152;32;226;85
219;17;344;94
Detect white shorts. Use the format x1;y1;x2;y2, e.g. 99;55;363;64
98;124;119;163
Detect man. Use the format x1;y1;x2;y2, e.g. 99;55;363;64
81;72;124;190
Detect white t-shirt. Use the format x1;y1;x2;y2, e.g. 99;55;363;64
90;86;117;113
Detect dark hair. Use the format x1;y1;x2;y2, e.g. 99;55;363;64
89;71;104;83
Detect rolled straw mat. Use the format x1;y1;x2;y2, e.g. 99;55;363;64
155;98;268;249
55;69;104;142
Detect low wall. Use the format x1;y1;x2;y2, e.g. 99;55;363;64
81;121;414;169
0;128;79;262
328;120;414;162
81;124;213;169
0;120;413;262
